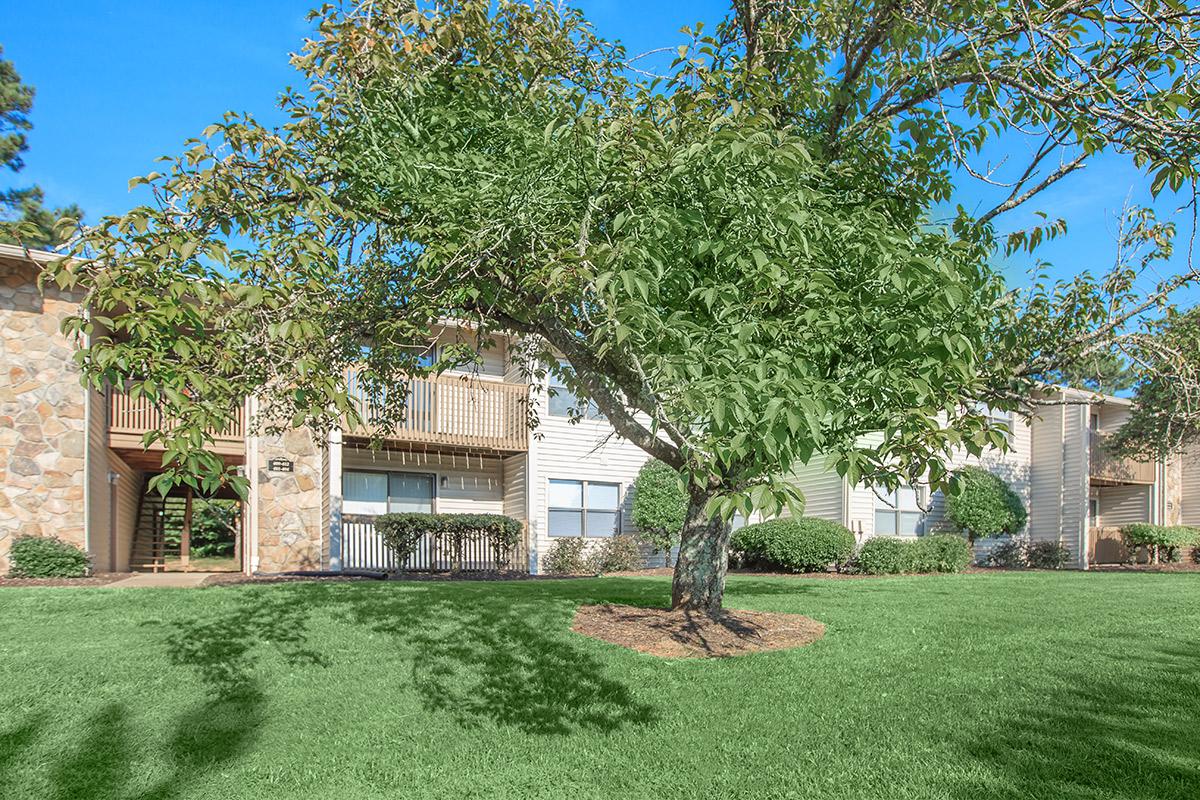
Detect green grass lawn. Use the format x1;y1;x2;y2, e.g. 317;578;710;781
1;572;1197;799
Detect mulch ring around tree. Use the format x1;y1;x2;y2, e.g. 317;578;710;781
572;603;825;659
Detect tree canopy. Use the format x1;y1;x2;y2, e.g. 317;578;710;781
44;0;1200;609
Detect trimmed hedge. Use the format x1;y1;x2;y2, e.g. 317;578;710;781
856;536;912;575
543;538;589;574
857;534;973;575
911;534;974;573
732;517;856;573
630;460;687;565
375;512;523;570
8;535;90;578
946;466;1028;541
586;535;644;574
1026;541;1071;569
987;537;1028;569
1120;524;1200;564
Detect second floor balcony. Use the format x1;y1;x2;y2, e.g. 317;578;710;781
344;371;529;454
1089;431;1156;485
107;387;246;460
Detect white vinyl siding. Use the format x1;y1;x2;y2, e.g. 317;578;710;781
1096;484;1152;528
1183;449;1200;527
527;367;651;570
784;459;844;524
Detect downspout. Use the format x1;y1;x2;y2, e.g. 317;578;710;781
328;427;343;571
246;396;259;574
107;470;119;572
82;310;92;565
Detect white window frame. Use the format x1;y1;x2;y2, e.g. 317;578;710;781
548;360;604;420
342;469;437;516
973;401;1014;441
547;478;621;538
874;485;925;537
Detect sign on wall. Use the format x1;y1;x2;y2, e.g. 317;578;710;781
267;458;295;473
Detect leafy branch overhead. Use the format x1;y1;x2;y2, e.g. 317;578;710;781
41;0;1200;610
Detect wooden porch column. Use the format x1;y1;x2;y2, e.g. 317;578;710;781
181;488;193;572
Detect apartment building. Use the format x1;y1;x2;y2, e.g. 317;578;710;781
2;242;1194;574
0;244;652;575
786;391;1183;568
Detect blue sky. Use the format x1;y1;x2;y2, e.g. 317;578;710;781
1;0;1193;297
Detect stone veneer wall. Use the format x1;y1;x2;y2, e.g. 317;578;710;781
255;428;325;572
1164;457;1183;526
0;258;87;571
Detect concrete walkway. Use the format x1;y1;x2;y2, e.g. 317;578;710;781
103;572;219;588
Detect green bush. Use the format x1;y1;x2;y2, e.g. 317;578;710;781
731;517;856;573
946;467;1028;541
631;460;687;566
986;537;1027;569
543;537;590;574
375;512;523;570
8;535;90;578
856;536;913;575
1026;541;1071;569
586;535;644;574
911;534;974;573
1121;524;1200;563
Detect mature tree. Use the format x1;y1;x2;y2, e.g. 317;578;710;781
0;44;82;248
45;1;1200;611
1107;307;1200;459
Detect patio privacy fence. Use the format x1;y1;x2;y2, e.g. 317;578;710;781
340;514;529;573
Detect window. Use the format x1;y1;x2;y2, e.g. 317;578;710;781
343;471;434;515
548;360;604;419
973;401;1014;440
548;478;620;537
1088;496;1100;527
874;486;923;537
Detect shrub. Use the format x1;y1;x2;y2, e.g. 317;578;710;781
911;534;974;573
375;512;523;570
731;517;856;573
631;460;687;566
1026;541;1071;569
586;535;644;574
1121;524;1200;564
543;537;590;574
946;467;1028;541
987;537;1028;569
8;535;90;578
855;536;913;575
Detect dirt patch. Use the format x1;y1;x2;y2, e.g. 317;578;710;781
0;572;131;588
572;603;825;659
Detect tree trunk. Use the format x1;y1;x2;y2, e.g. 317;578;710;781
671;486;732;613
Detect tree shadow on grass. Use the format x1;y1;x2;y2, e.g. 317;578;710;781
159;577;667;736
948;641;1200;800
0;692;263;800
316;578;663;734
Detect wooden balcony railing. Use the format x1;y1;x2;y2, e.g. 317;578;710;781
344;371;529;453
1089;431;1156;485
107;387;246;458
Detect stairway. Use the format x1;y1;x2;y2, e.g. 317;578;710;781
128;479;190;572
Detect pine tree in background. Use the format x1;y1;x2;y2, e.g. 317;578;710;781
0;44;82;249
